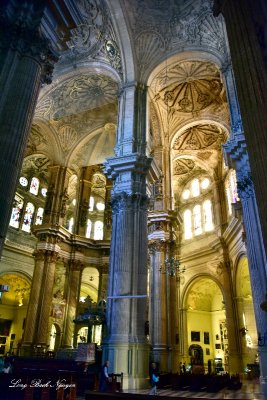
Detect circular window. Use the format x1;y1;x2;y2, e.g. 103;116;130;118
19;177;28;187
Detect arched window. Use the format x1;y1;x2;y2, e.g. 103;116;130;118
89;196;94;212
22;202;35;232
191;179;200;197
193;205;202;235
68;217;74;233
203;200;214;231
184;210;192;239
9;194;24;228
86;219;92;238
225;169;239;216
35;207;44;225
29;177;39;195
94;221;103;240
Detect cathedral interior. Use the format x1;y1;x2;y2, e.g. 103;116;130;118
0;0;267;395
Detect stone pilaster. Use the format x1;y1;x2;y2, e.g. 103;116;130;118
22;249;59;354
98;263;109;302
225;134;267;394
0;1;57;255
43;166;71;226
148;239;168;371
214;0;267;259
220;260;243;373
75;166;95;236
61;260;83;348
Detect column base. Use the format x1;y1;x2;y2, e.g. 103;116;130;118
102;341;150;390
151;346;169;372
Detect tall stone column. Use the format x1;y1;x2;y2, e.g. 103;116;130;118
43;166;71;226
98;264;109;301
22;249;58;354
148;240;168;371
103;82;151;389
0;1;57;255
225;135;267;394
220;259;242;373
214;0;267;258
75;166;94;236
61;261;82;348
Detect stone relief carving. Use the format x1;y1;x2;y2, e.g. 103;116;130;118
59;0;122;76
36;75;118;123
21;155;51;183
128;0;228;68
173;159;195;175
58;125;78;153
173;124;225;150
26;124;48;155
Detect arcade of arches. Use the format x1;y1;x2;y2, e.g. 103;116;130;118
0;0;267;394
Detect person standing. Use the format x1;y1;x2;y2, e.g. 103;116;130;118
99;360;111;392
149;362;159;395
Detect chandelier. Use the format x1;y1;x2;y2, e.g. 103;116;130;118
160;257;185;277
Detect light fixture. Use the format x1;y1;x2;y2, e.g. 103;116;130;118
160;257;185;277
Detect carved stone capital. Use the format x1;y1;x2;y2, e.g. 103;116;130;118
237;173;254;200
111;192;149;214
148;239;167;254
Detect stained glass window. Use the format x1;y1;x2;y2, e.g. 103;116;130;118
9;194;24;228
21;202;35;232
29;177;39;195
193;205;202;235
89;196;94;211
35;207;44;225
203;200;214;231
191;179;200;197
19;177;28;187
94;221;103;240
184;210;192;239
86;219;92;238
68;217;74;233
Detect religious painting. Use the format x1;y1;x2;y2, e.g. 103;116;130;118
191;331;200;342
204;332;210;344
0;319;12;336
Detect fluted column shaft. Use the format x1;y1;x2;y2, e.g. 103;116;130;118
103;83;151;389
61;261;82;348
0;1;57;254
22;250;58;352
214;0;267;255
148;240;168;370
22;251;46;346
43;166;71;226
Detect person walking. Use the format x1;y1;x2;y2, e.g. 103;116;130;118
149;362;159;395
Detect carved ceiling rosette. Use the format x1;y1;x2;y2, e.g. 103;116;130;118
173;159;195;176
173;124;225;151
155;61;224;116
50;74;118;121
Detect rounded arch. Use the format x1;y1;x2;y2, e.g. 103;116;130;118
147;50;226;87
181;273;225;311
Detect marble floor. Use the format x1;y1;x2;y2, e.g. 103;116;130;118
126;380;266;399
